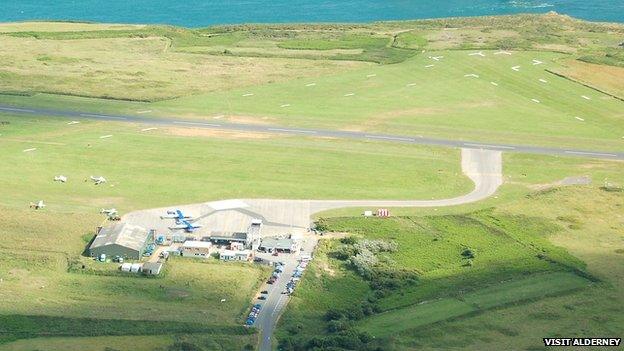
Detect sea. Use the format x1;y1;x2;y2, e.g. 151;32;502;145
1;0;623;27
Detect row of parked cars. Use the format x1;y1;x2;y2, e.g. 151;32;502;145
283;259;308;295
245;304;262;326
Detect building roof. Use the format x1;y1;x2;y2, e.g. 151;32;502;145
182;240;212;249
143;262;163;274
90;223;149;252
210;232;248;241
260;237;296;250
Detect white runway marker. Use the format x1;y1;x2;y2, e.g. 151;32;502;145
137;110;152;114
531;99;541;103
429;56;444;61
22;148;37;152
511;66;521;72
575;117;585;121
99;135;113;139
280;104;291;108
539;79;548;83
366;74;377;78
464;74;479;78
581;95;591;100
344;93;355;97
242;93;254;97
494;51;512;55
532;59;544;65
141;127;158;132
406;83;417;87
305;83;316;87
67;121;80;125
490;82;499;86
469;51;485;57
425;64;435;68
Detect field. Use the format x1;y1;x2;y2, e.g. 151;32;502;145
1;13;623;351
0;13;623;151
276;180;624;350
0;112;473;349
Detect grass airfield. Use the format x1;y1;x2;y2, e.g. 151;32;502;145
0;13;623;351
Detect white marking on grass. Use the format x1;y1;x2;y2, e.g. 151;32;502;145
365;135;413;142
539;79;548;83
344;93;355;97
494;51;512;55
469;51;485;57
406;83;417;87
575;117;585;121
22;148;37;152
305;83;316;87
464;74;479;78
173;121;222;127
0;107;35;113
425;64;435;68
67;121;80;125
141;127;158;132
531;99;541;103
280;104;291;108
565;151;616;157
212;115;224;119
79;113;126;120
511;66;521;72
532;59;544;65
366;74;377;78
581;95;591;100
490;82;499;86
242;93;254;97
136;110;152;114
268;128;316;134
464;143;516;150
429;56;444;61
99;135;113;139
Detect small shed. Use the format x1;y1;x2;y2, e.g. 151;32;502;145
142;262;163;275
120;263;132;272
130;263;143;273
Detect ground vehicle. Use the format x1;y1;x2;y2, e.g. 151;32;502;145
258;296;266;300
261;290;268;294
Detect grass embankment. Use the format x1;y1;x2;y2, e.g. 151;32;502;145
276;183;624;350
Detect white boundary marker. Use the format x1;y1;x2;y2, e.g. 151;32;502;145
494;51;512;55
532;59;544;65
344;93;355;97
511;66;521;72
99;135;113;139
67;121;80;125
406;83;417;87
141;127;158;132
137;110;152;114
425;64;435;68
539;79;548;83
464;74;479;78
212;115;224;119
490;82;499;86
23;148;37;152
242;93;254;97
305;83;316;87
469;51;485;57
366;74;377;78
280;104;291;108
531;99;541;103
575;117;585;121
581;95;591;100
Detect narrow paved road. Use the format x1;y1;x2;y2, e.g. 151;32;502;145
1;104;623;160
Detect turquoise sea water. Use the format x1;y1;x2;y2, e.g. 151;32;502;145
1;0;623;27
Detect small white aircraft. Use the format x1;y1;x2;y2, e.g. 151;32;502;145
30;200;45;209
54;175;68;183
101;208;118;216
469;51;486;57
90;176;107;185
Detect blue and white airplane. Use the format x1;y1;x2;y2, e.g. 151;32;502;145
169;219;202;233
160;209;193;221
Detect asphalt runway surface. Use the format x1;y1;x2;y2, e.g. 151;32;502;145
1;105;623;160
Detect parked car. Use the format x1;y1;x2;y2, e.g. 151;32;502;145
261;290;268;294
258;296;267;300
